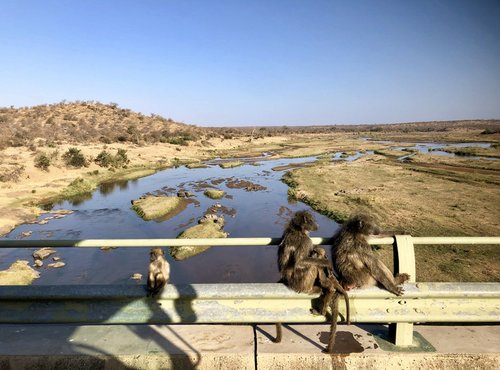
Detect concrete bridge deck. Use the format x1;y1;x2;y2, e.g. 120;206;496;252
0;323;498;369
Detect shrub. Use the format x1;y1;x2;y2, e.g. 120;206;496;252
481;129;497;135
95;149;129;168
34;153;50;171
95;150;113;167
62;147;88;168
113;148;129;168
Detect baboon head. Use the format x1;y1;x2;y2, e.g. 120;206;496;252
345;213;380;235
150;247;164;261
290;210;318;232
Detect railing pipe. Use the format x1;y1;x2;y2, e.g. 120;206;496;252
0;237;396;248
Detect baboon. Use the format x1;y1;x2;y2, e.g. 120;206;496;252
275;210;350;353
331;213;410;295
147;247;170;296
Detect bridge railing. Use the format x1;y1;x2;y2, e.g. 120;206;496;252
1;236;499;347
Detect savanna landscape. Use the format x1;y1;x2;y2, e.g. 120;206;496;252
0;101;499;284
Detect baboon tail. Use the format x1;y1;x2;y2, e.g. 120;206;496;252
341;289;350;325
333;280;350;325
326;291;339;353
273;323;282;343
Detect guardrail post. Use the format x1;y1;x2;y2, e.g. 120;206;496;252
390;235;416;346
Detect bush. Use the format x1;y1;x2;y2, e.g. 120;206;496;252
95;150;113;167
95;149;129;168
113;148;129;168
165;137;187;145
62;147;88;168
34;153;50;171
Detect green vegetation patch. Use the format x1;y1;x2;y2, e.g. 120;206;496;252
203;189;225;199
109;168;156;182
62;147;88;168
62;177;94;198
373;149;408;157
95;149;130;168
170;218;227;260
219;161;244;169
132;195;187;220
186;162;208;169
0;260;40;285
441;145;500;158
34;153;51;171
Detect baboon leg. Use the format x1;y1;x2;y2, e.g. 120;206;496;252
365;259;404;295
317;271;350;324
274;323;282;343
320;290;335;316
394;273;410;285
326;292;340;353
315;267;335;315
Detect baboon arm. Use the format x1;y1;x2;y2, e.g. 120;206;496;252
298;257;331;269
278;243;294;269
147;272;155;290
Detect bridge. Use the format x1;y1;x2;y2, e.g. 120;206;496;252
0;236;499;369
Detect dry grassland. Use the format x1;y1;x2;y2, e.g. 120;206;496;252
284;153;500;282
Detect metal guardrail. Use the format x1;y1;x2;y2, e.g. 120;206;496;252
0;236;396;248
0;283;498;324
1;236;499;347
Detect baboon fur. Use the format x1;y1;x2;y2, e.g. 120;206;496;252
275;210;350;353
331;213;410;296
147;247;170;296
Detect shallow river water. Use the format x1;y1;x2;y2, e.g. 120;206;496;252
1;140;496;285
0;155;341;285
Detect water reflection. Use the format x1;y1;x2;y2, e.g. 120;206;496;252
99;180;131;195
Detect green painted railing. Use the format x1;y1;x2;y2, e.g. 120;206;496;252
0;236;499;347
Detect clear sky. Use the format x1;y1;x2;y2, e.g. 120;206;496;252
0;1;498;126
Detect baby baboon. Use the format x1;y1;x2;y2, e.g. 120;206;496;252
275;210;349;353
147;247;170;296
331;213;410;295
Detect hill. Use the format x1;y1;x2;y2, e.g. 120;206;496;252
0;101;213;149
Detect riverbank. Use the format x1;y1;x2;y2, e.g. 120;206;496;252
0;131;409;236
1;127;499;238
0;136;289;236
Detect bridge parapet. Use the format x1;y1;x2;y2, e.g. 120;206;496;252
1;236;499;347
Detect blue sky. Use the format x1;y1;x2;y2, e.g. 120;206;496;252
0;1;498;126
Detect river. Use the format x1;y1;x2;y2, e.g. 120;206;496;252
0;155;340;285
1;140;496;285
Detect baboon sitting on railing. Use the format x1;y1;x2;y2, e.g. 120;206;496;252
275;210;350;353
331;213;410;295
